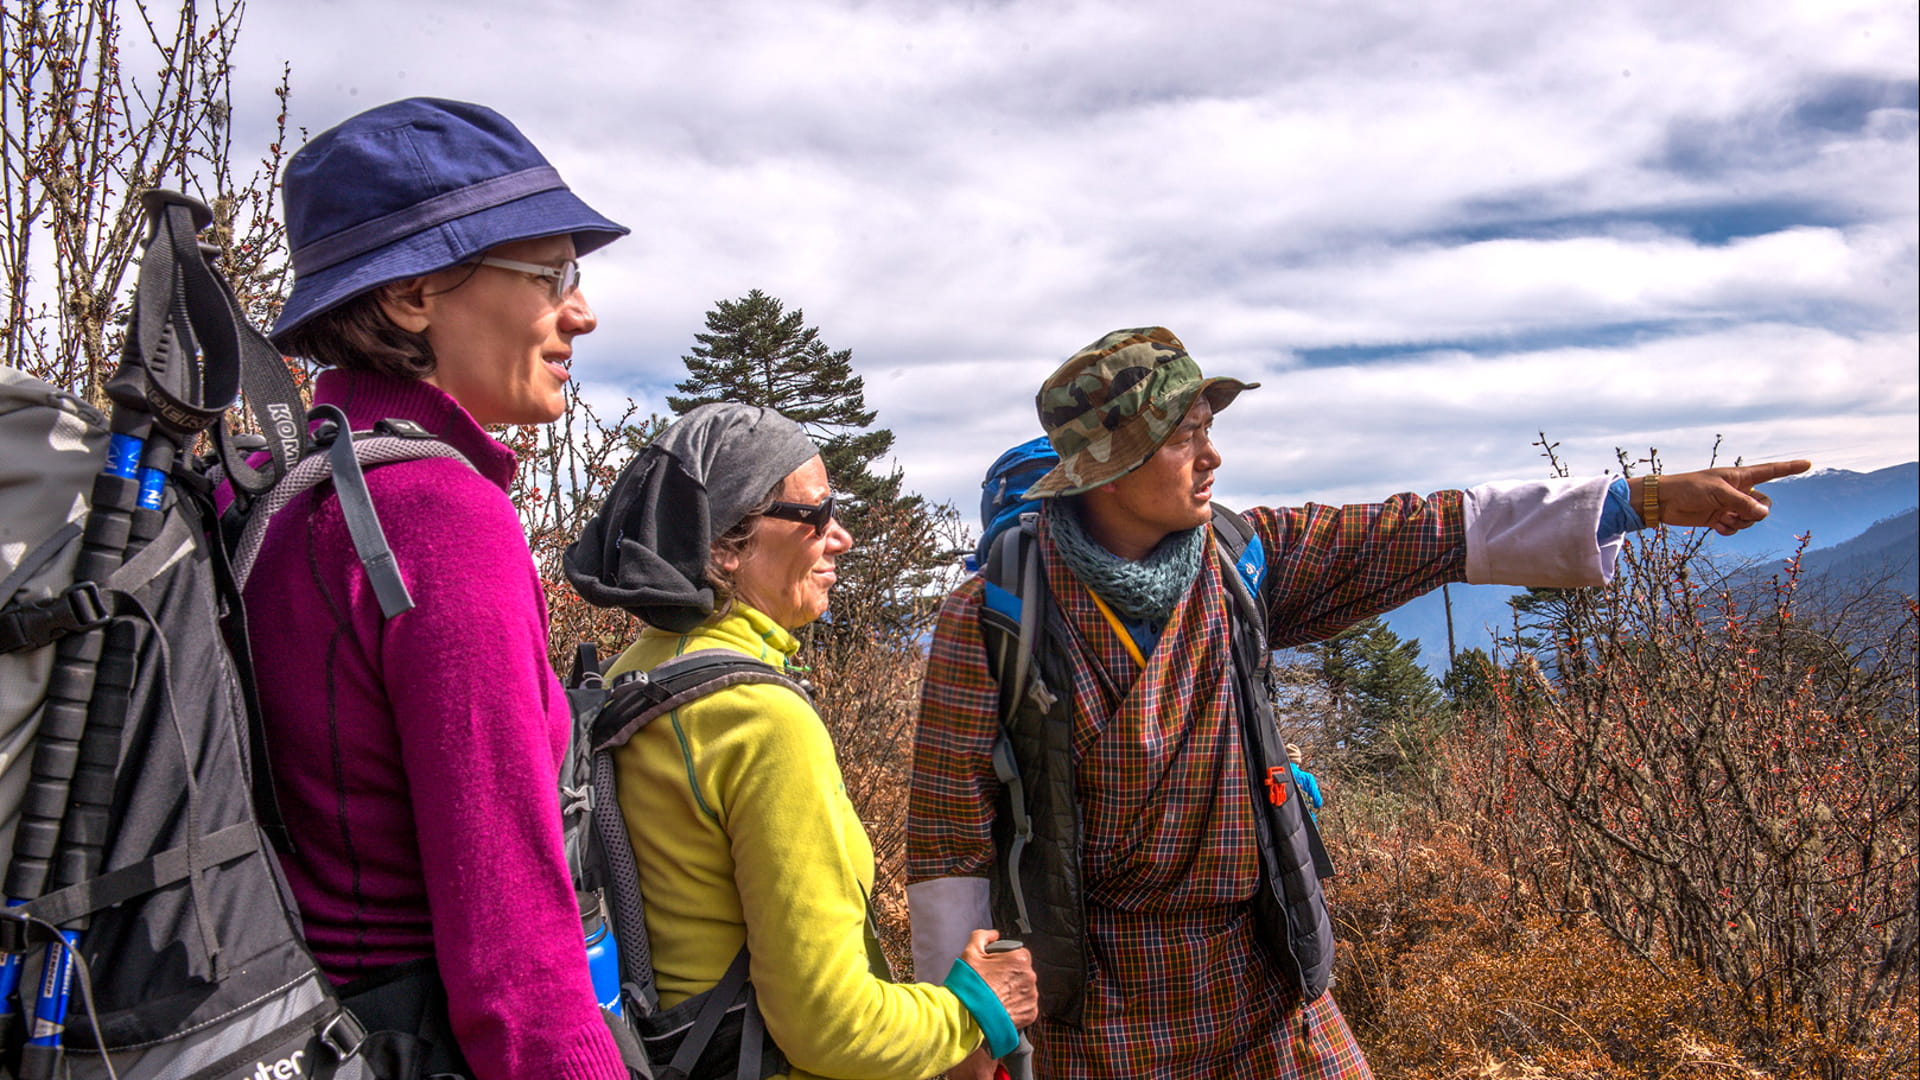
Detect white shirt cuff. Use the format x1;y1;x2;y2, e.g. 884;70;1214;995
907;877;990;984
1462;475;1621;587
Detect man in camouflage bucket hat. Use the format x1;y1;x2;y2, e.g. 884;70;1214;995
908;325;1810;1079
1025;326;1253;497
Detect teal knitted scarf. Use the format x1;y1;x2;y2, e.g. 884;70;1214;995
1049;500;1205;624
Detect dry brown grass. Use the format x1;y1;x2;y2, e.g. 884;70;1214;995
810;633;924;977
1323;804;1916;1080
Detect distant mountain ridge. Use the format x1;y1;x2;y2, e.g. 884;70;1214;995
1383;462;1919;673
1793;506;1917;597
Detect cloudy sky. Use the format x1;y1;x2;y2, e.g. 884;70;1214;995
227;0;1918;514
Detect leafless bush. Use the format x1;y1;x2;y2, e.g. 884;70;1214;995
1328;815;1794;1080
1437;454;1919;1078
498;384;667;676
2;0;292;402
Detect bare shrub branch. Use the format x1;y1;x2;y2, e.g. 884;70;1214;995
2;0;292;406
1430;449;1919;1077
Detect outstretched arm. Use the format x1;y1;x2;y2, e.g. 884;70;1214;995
1632;460;1810;535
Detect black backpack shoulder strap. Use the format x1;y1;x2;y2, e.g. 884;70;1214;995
978;512;1051;726
1211;503;1335;878
975;513;1060;939
1210;501;1269;628
1211;500;1273;708
588;648;808;754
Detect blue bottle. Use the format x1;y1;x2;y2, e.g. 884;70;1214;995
583;897;622;1016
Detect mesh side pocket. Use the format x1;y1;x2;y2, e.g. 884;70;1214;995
591;748;657;1016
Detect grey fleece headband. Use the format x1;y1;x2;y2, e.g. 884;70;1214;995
654;402;820;535
563;402;819;631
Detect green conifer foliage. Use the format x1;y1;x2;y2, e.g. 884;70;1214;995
669;289;893;502
669;290;955;644
1441;647;1498;712
1306;615;1443;776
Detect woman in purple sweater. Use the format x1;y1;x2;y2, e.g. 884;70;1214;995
243;98;631;1080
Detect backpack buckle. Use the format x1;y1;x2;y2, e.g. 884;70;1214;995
373;418;434;439
319;1007;368;1060
311;418;342;446
0;581;111;655
1266;766;1290;807
1025;677;1056;712
63;580;110;629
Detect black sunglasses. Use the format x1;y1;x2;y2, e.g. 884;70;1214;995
762;495;836;535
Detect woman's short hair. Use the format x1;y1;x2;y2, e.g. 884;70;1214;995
275;287;437;378
703;478;784;618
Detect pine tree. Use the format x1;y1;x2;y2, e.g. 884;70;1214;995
668;290;956;644
1303;616;1442;776
1440;647;1499;713
669;289;893;506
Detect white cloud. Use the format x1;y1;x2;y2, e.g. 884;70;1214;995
1217;325;1919;508
1208;223;1917;346
226;0;1918;519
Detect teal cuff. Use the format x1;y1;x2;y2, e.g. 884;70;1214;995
943;956;1020;1058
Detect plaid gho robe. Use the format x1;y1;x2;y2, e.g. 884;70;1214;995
911;491;1466;1079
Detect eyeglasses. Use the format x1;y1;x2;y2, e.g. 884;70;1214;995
762;495;836;536
470;256;582;302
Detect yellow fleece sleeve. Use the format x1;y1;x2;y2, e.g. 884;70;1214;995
693;683;982;1080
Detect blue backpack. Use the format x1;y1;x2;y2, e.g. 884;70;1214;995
971;437;1059;571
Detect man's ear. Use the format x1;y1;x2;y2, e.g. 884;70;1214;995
376;276;435;334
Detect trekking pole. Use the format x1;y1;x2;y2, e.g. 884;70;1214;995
17;437;173;1080
983;939;1034;1080
7;191;235;1079
0;402;150;1068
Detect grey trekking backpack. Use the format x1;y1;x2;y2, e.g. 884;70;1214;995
0;192;409;1079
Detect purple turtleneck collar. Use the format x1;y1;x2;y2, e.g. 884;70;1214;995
311;368;519;492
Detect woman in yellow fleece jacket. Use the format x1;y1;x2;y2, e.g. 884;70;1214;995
566;402;1036;1080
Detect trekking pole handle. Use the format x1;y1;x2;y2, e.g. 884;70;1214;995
982;940;1035;1080
138;188;214;231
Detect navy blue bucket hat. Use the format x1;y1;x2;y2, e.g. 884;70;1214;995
271;97;629;343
